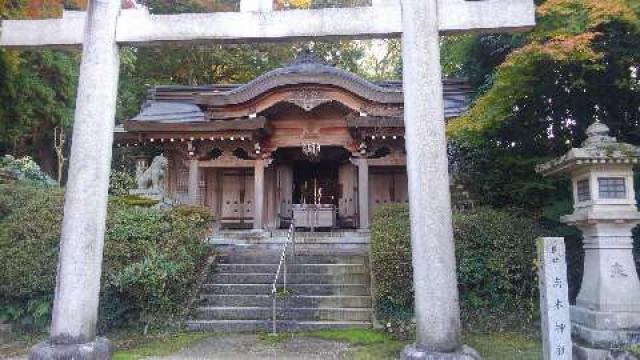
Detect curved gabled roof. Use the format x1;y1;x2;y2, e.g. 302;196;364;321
194;56;404;106
151;54;472;106
131;55;473;125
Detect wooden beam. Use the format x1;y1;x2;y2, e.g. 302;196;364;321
1;0;535;48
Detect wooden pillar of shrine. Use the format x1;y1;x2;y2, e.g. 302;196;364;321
357;157;369;230
254;159;265;230
187;159;200;205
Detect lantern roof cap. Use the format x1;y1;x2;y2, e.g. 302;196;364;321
536;120;640;176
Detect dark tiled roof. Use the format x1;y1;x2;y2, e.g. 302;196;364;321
131;101;205;123
130;59;473;124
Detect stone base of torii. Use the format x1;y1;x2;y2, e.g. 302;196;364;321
0;1;536;359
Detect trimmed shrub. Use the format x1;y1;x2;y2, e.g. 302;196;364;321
371;205;543;334
109;169;136;196
0;185;63;329
0;155;56;187
117;194;160;208
370;205;413;320
455;208;542;329
0;183;212;332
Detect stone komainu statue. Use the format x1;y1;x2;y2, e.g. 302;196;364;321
137;154;168;192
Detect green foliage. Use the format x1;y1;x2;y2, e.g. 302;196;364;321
0;185;63;330
0;49;79;175
116;195;160;208
0;155;56;187
112;333;210;360
442;0;640;213
274;287;294;298
370;205;543;332
102;200;212;329
300;328;391;346
369;205;412;317
464;332;542;360
0;184;212;331
172;205;214;221
110;169;137;196
441;34;528;96
449;0;640;140
448;140;567;211
455;208;541;327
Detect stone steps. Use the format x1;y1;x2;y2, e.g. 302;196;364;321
185;319;371;332
217;254;368;265
209;272;369;284
210;230;369;241
192;306;372;321
216;263;368;274
209;230;370;252
187;233;372;332
201;283;371;296
197;294;372;308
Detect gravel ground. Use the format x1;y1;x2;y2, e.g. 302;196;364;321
146;334;354;360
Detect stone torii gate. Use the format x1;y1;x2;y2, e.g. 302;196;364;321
1;0;534;358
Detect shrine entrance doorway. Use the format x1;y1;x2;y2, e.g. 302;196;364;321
272;146;358;230
292;161;339;206
219;168;254;229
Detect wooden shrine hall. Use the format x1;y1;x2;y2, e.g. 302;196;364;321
115;55;472;230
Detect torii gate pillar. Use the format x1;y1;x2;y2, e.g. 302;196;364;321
30;0;120;359
400;0;479;358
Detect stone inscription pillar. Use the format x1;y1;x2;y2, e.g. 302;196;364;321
537;237;572;360
399;0;477;358
187;159;200;205
357;158;369;230
31;0;121;358
254;159;265;230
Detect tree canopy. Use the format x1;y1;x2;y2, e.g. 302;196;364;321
443;0;640;212
0;1;79;174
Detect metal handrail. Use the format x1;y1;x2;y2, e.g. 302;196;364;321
270;222;296;335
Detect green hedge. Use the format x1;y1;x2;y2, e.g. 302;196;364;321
0;155;56;187
371;205;543;333
0;183;212;331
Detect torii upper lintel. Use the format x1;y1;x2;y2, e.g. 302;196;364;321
0;0;535;48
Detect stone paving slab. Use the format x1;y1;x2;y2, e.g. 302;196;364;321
145;334;354;360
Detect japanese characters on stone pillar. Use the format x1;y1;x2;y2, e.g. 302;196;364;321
537;237;572;360
537;120;640;360
0;0;536;359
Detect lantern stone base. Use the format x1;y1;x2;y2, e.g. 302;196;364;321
573;342;640;360
573;343;616;360
29;337;113;360
572;306;640;334
571;306;640;360
400;344;482;360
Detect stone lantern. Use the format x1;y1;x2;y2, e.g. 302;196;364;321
537;120;640;359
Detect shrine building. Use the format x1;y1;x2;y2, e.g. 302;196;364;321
115;56;472;230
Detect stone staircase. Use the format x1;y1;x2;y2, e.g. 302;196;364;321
208;230;371;252
186;232;373;332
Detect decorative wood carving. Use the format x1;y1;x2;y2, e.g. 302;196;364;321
285;88;332;111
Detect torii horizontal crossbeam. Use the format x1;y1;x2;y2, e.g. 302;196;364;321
0;0;535;48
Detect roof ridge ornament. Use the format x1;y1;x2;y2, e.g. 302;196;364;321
288;50;330;67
